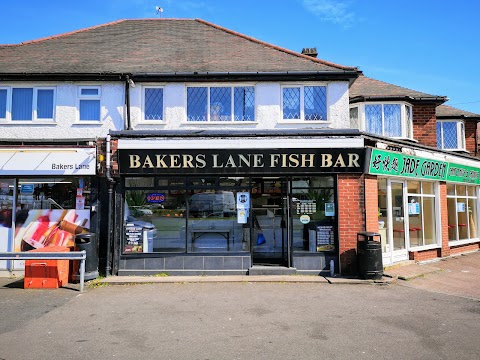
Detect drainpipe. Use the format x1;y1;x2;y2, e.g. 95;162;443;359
125;75;132;130
105;134;116;276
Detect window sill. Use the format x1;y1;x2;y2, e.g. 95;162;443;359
278;120;330;124
0;120;57;125
448;238;479;247
409;244;440;252
392;136;417;142
181;121;257;125
73;121;103;126
442;148;468;153
137;120;166;125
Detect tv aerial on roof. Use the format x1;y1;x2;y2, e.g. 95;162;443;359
155;6;164;17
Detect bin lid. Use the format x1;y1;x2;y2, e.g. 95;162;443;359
357;231;381;236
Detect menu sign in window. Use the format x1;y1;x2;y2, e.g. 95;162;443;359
124;224;143;253
316;225;335;252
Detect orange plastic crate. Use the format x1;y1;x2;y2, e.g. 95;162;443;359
24;246;70;289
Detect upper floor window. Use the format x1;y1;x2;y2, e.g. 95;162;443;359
187;86;255;122
143;87;164;121
282;85;327;121
436;121;465;151
78;86;101;121
350;103;413;138
0;87;55;121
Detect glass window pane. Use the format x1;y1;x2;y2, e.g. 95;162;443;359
0;89;6;118
407;180;420;194
422;197;436;245
447;198;457;241
12;88;33;120
304;86;327;120
187;87;207;121
441;122;458;149
436;122;442;148
468;198;477;239
234;87;255;121
405;105;412;138
467;186;475;197
80;100;100;120
365;104;382;135
349;107;359;128
125;177;155;187
447;183;455;196
283;87;300;119
187;191;237;253
210;87;231;121
383;104;401;137
457;185;466;196
145;88;163;120
458;198;468;240
37;89;54;119
422;182;434;195
81;88;99;96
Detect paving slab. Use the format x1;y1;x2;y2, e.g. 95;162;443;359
384;263;441;280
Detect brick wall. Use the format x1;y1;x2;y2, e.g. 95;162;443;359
338;174;365;274
412;104;437;147
450;243;480;256
439;183;450;257
465;121;477;156
409;249;440;262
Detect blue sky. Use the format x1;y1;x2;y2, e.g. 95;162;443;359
1;0;479;114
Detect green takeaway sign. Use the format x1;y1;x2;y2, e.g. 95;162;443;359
368;148;480;185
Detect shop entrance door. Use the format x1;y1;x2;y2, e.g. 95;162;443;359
382;180;409;265
251;178;289;266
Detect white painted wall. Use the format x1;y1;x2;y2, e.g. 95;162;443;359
0;82;125;140
130;81;351;131
0;80;351;139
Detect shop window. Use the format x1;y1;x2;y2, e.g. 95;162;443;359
407;181;437;248
447;184;478;243
124;189;186;253
14;178;91;252
282;85;327;121
290;176;335;253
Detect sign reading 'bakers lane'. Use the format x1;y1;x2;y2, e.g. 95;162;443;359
118;149;366;175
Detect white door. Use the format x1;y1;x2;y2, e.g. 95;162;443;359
382;180;409;265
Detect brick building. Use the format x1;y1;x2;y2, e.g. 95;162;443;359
0;19;479;277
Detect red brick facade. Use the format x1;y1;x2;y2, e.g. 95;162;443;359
412;104;438;148
465;121;477;156
337;174;365;274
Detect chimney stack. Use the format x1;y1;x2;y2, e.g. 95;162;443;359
301;47;318;58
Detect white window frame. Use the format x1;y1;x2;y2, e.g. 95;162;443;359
185;84;256;123
142;86;165;123
447;184;479;246
436;120;466;151
77;86;101;122
405;180;440;251
0;86;56;123
351;102;413;139
0;86;11;121
280;84;328;122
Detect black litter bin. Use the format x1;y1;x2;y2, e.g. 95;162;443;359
357;231;383;280
73;233;99;281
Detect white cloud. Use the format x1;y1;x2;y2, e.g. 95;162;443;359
302;0;355;27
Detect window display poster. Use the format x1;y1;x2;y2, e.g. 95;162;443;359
76;196;85;210
236;192;250;210
13;209;91;251
408;202;420;215
457;202;466;213
325;203;335;216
